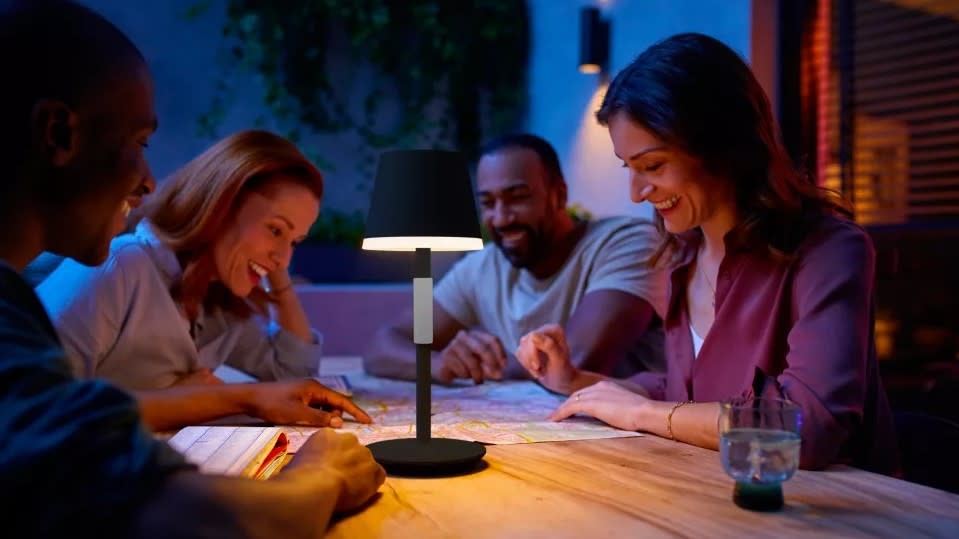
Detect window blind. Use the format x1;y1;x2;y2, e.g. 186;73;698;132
812;0;959;224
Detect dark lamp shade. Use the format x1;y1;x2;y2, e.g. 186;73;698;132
362;150;483;252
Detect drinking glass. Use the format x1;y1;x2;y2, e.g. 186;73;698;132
718;397;802;511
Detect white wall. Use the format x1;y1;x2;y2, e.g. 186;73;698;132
525;0;752;219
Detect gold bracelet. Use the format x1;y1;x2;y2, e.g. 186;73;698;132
666;400;694;440
269;282;294;296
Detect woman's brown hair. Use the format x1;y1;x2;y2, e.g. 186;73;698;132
596;33;851;266
133;130;323;320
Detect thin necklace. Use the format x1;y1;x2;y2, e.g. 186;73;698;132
696;247;716;308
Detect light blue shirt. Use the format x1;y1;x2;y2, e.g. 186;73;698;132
36;221;322;390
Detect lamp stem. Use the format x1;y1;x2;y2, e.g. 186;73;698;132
413;247;432;442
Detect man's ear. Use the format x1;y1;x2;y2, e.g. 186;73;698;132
553;180;568;211
31;99;78;167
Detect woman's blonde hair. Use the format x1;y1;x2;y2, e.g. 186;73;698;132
134;130;323;320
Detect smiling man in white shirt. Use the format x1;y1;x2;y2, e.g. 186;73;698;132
365;133;667;385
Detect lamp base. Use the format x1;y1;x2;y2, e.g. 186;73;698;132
368;438;486;477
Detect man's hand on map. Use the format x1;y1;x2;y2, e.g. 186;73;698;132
434;329;508;384
547;380;647;432
516;324;581;395
246;379;373;427
283;429;386;512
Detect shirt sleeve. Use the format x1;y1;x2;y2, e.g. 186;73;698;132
21;251;66;287
433;251;481;328
222;314;323;380
35;248;136;379
748;223;876;470
586;221;669;318
0;296;191;536
628;371;668;400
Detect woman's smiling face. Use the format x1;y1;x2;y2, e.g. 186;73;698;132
607;111;735;234
211;176;319;297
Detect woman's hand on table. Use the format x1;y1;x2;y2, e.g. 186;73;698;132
549;380;651;431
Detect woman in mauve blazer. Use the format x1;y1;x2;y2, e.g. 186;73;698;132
515;33;897;474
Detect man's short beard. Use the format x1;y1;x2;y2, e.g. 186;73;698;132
494;224;549;269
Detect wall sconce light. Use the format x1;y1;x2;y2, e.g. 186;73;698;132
579;6;609;75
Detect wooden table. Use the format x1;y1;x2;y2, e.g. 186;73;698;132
317;358;959;537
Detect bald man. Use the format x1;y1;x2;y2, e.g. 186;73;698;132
0;1;382;536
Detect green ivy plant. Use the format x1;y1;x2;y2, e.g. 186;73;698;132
184;0;529;244
566;203;594;222
188;0;529;171
303;209;366;246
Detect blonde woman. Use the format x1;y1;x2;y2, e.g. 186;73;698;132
37;130;367;429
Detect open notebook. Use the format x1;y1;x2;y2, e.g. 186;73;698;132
168;426;289;479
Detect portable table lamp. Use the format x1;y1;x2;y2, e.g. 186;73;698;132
361;149;486;476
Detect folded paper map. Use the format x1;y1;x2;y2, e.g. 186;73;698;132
285;374;641;452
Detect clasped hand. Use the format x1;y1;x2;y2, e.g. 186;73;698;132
516;323;651;431
514;323;579;394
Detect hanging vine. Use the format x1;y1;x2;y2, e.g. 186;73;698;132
191;0;530;167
